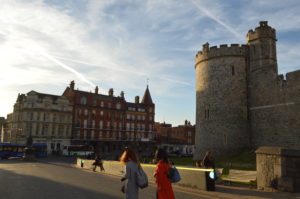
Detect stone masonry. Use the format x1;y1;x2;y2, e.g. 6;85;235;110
256;147;300;192
194;21;300;159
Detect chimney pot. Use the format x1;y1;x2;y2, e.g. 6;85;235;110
120;91;124;98
70;80;75;90
109;88;114;96
135;96;139;104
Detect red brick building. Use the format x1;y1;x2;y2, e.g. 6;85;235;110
155;120;195;155
154;122;172;144
63;81;155;157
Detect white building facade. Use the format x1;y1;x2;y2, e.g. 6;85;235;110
9;91;72;155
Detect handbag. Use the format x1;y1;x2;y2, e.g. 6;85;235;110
135;165;148;189
168;167;181;183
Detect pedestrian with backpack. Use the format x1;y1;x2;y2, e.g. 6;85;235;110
154;148;175;199
202;151;216;191
120;148;140;199
93;154;105;172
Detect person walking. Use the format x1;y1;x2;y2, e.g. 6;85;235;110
202;151;215;191
154;148;175;199
120;148;139;199
93;154;105;172
203;151;215;169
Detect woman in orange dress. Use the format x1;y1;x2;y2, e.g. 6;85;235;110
154;149;175;199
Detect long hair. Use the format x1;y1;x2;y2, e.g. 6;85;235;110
203;151;214;168
120;148;138;164
203;151;212;160
154;148;168;163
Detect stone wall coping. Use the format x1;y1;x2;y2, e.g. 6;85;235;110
76;158;210;191
255;146;300;157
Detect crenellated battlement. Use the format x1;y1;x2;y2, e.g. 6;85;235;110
195;21;300;158
286;70;300;86
247;21;276;43
195;43;247;64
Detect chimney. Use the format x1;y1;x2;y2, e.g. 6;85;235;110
70;80;75;90
108;88;114;96
120;91;124;98
135;96;139;104
95;86;99;94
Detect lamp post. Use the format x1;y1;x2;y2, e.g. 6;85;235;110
9;127;12;143
14;128;23;143
24;128;34;160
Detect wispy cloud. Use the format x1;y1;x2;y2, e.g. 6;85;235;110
41;52;96;88
54;56;193;87
0;0;299;125
160;76;193;87
190;0;244;41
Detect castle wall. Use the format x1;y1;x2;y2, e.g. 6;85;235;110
250;70;300;149
247;21;278;107
247;22;300;150
194;22;300;158
250;104;300;149
194;44;249;159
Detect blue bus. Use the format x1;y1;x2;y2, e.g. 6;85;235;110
0;143;11;159
0;143;24;159
32;143;47;158
0;143;47;159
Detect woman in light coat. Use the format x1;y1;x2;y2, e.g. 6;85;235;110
120;148;139;199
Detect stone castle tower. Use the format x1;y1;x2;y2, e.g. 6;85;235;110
194;21;300;159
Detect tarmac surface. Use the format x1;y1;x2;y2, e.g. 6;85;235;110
1;157;300;199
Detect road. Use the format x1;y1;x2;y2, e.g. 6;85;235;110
0;157;208;199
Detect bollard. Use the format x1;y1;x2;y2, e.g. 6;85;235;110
81;159;85;168
205;171;215;191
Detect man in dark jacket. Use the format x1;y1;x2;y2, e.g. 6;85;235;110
93;154;105;172
202;151;215;191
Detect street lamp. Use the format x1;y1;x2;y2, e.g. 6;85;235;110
14;128;23;143
24;129;34;160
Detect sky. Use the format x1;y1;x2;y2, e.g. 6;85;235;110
0;0;300;126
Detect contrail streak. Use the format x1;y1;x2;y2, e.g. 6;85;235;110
53;55;147;77
5;32;96;88
160;76;193;87
6;30;192;88
41;53;96;88
190;0;244;41
53;56;193;87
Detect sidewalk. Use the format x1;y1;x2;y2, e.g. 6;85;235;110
71;158;300;199
78;164;300;199
172;184;300;199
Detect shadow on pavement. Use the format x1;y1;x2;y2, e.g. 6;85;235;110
36;157;77;169
0;158;35;164
0;168;121;199
0;157;76;169
216;185;300;199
